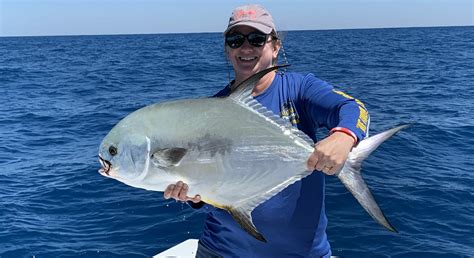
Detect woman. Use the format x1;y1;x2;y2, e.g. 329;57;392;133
164;4;369;257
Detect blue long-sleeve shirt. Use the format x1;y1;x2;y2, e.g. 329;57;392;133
193;71;369;257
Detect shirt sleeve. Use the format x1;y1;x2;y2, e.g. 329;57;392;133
301;74;369;142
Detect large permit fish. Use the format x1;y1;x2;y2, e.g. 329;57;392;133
98;65;407;242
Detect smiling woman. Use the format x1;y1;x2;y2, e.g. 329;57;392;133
161;4;378;257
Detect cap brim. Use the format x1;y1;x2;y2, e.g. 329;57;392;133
224;21;273;35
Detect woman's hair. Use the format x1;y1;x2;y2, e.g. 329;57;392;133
270;30;282;65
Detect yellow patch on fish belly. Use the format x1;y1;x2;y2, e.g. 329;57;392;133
200;197;226;209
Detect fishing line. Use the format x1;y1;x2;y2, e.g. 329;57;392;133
277;30;290;72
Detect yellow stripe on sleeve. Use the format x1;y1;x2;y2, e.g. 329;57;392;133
333;89;369;134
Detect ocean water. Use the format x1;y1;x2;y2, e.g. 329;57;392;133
0;26;473;257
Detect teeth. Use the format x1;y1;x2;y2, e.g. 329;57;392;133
239;57;256;61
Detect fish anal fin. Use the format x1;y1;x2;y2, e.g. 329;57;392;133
151;148;187;168
225;206;267;243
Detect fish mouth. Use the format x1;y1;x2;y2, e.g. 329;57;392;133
98;155;112;176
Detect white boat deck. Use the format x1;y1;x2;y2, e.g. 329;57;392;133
154;239;198;258
155;238;340;257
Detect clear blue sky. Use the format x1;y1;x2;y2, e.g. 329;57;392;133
1;0;473;36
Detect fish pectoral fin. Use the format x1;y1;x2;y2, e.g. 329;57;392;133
151;148;187;168
226;206;267;243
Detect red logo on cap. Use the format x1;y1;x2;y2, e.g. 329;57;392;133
235;9;257;19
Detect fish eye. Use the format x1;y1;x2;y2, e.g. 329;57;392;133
109;146;118;156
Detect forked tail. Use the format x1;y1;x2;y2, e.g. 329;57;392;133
337;124;410;233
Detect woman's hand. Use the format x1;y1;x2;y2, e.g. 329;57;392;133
163;181;201;203
306;132;355;175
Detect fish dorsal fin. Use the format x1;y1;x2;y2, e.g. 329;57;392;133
229;64;290;100
225;205;267;242
228;64;314;149
151;148;187;168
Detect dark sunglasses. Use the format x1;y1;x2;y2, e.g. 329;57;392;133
225;32;270;49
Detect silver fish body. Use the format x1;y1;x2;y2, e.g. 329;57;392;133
100;97;310;200
98;66;407;241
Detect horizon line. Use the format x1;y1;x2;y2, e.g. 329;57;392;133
1;24;472;38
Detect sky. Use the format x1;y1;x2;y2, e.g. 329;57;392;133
0;0;473;37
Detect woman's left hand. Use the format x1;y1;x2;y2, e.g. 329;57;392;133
306;132;355;175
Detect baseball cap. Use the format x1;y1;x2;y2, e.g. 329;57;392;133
224;4;276;35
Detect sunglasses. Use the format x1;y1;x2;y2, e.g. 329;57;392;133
225;32;271;49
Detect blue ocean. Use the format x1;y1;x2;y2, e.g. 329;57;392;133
1;26;473;257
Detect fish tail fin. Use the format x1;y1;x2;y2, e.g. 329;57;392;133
337;124;409;233
226;206;267;242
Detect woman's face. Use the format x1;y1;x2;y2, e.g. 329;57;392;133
225;25;280;83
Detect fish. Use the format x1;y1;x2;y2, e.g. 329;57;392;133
98;65;408;242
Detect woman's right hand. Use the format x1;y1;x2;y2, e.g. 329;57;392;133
164;181;201;203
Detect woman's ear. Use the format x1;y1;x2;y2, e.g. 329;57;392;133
272;41;281;59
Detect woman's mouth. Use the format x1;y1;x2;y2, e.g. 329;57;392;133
238;56;257;62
